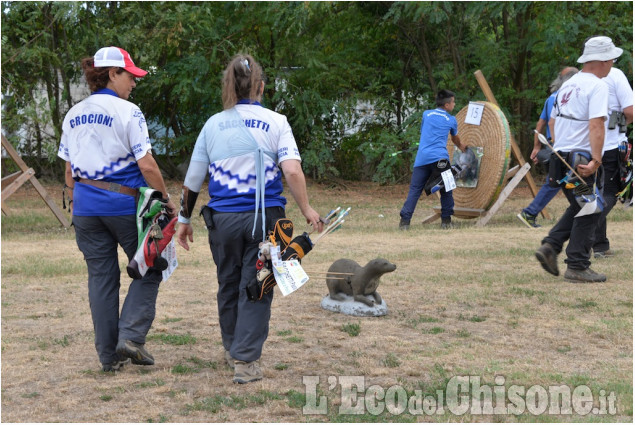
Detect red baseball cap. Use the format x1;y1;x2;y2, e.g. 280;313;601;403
93;46;148;77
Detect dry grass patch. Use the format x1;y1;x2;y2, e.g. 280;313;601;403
1;180;632;422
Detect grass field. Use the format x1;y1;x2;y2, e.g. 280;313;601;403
1;179;632;423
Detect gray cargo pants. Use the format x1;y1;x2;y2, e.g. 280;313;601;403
205;207;285;363
73;215;161;365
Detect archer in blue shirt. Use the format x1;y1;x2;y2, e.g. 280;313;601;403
399;90;467;230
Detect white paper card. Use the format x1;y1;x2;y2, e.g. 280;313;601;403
273;259;310;296
268;244;309;296
161;240;178;282
465;102;484;125
441;169;456;192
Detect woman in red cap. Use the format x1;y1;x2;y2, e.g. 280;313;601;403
58;46;176;372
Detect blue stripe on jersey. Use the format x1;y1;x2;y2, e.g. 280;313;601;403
72;152;136;180
207;162;287;212
91;88;119;97
72;163;147;216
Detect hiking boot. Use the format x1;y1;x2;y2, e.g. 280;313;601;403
594;249;614;259
102;357;130;372
441;217;453;229
517;211;541;228
233;360;262;384
564;267;607;283
535;243;559;276
116;339;155;366
399;218;410;231
225;350;235;370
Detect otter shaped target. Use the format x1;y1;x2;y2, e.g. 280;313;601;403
446;101;511;216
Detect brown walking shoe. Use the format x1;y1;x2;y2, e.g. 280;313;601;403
224;350;235;370
535;243;559;276
116;339;155;365
564;267;606;283
233;360;262;384
102;357;130;372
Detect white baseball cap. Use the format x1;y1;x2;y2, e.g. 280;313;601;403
93;46;148;77
577;36;623;63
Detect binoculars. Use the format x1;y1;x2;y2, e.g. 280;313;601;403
608;111;627;133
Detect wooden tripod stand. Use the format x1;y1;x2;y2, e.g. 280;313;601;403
1;134;70;228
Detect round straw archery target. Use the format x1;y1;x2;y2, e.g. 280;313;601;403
446;101;511;215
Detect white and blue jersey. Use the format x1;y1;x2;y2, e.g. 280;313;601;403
414;108;458;167
191;101;301;212
58;88;152;216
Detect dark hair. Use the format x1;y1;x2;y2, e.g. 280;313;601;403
222;54;264;110
81;57;124;92
436;89;455;107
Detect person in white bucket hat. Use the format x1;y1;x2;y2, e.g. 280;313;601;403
58;46;176;372
535;36;623;284
577;36;623;63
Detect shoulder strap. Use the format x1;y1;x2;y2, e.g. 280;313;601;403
554;92;588;122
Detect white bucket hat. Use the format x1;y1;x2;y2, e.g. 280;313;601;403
577;36;623;63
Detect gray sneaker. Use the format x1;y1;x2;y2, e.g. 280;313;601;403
517;211;541;228
116;339;155;365
564;267;607;283
102;357;130;372
594;249;614;258
233;360;262;384
399;218;410;231
441;217;454;229
535;243;559;276
224;350;235;370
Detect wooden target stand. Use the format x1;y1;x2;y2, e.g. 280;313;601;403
422;70;546;227
1;134;70;228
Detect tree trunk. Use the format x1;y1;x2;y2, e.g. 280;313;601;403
443;3;465;90
399;23;437;93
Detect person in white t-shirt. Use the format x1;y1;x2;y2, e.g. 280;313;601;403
58;46;176;372
535;36;623;283
175;54;323;384
591;66;633;257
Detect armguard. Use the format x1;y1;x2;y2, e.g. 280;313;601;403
180;159;207;223
180;186;199;220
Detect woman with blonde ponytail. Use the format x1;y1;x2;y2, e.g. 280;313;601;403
176;54;323;384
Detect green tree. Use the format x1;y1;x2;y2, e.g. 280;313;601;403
2;2;84;174
1;1;632;182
